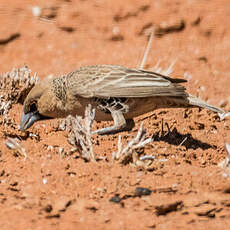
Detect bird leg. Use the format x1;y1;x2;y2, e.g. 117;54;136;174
93;110;127;135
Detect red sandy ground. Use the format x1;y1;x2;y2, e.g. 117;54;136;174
0;0;230;229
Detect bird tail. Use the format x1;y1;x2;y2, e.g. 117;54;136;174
187;94;225;114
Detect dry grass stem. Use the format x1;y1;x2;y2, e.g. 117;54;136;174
5;137;27;158
179;136;188;146
112;122;153;164
151;59;176;76
65;104;96;162
139;28;154;69
138;25;176;76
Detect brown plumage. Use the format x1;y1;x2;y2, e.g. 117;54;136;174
20;64;226;134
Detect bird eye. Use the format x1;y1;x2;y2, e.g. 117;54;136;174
30;103;37;112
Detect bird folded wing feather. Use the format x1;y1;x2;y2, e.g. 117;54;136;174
68;67;187;98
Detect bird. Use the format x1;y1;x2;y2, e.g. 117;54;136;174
20;64;226;135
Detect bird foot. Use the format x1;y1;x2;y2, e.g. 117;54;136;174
92;119;135;135
92;126;124;135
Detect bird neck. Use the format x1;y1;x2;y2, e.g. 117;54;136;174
51;77;67;102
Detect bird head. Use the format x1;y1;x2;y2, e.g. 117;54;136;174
20;79;53;131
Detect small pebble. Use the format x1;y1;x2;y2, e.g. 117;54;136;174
44;204;53;213
135;187;152;196
109;195;121;203
32;6;41;17
47;145;54;151
43;178;47;184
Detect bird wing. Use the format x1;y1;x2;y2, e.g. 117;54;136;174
67;65;187;98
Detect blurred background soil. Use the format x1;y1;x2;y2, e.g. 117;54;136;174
0;0;230;229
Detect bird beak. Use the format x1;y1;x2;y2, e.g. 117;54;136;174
20;111;42;131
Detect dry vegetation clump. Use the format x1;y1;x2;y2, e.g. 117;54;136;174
0;66;38;126
63;104;96;162
0;65;38;104
112;122;153;165
0;96;11;126
62;105;154;164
